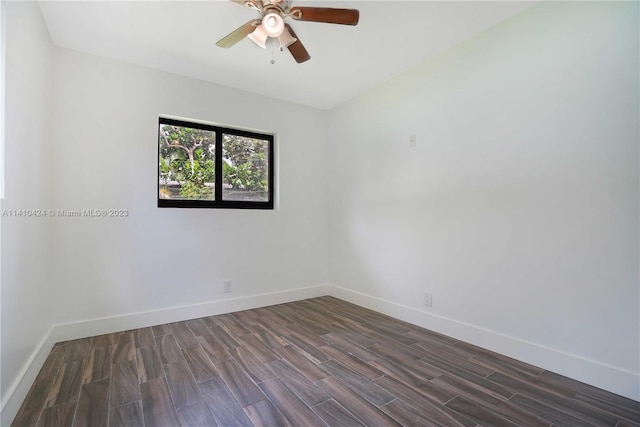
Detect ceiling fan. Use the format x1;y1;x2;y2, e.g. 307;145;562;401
216;0;360;63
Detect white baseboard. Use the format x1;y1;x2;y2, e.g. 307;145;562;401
1;283;332;425
52;284;332;342
327;283;640;402
0;325;56;426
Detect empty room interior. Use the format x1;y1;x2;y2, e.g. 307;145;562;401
1;0;639;426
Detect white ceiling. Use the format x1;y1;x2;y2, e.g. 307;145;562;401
38;0;534;110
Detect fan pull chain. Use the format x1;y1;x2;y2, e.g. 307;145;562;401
270;45;276;65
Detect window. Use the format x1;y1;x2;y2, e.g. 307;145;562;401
158;117;274;209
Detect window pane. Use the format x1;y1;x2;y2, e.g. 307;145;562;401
159;124;215;201
222;134;270;202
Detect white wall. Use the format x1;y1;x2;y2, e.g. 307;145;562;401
0;0;54;421
49;48;329;325
328;1;639;398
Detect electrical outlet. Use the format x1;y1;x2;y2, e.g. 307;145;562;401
409;134;417;148
424;292;432;307
224;280;232;293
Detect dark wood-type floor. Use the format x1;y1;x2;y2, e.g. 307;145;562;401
13;296;640;426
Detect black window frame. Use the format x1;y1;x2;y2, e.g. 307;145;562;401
158;117;275;210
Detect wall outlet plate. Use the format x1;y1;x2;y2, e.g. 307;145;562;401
224;280;232;293
424;292;432;307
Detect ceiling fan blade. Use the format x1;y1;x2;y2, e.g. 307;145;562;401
284;24;310;63
289;7;359;26
216;19;260;48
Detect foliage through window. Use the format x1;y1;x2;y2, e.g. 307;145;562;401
158;118;274;209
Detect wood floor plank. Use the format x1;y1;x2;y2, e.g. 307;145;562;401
64;338;91;362
72;379;110;427
82;347;111;385
200;377;253;427
488;372;620;426
422;350;495;378
136;346;163;384
250;324;289;349
110;360;140;408
232;309;260;327
151;324;172;337
185;318;212;337
12;404;44;426
35;401;76;427
177;402;219;427
541;371;640;420
286;313;333;336
133;328;154;348
368;339;427;361
432;374;551;427
470;355;547;382
237;333;280;362
196;335;231;364
183;346;220;383
244;399;292;427
380;398;442;426
406;326;459;346
112;331;134;345
321;344;385;381
316;376;402;427
282;334;330;364
413;339;481;362
320;332;379;362
285;323;330;347
322;327;377;348
374;373;457;406
216;359;265;406
45;360;86;407
111;334;135;365
576;392;640;425
445;395;520;427
13;344;67;425
208;326;241;350
164;361;202;409
313;399;366;427
421;359;515;400
257;378;326;427
155;334;184;364
362;320;414;338
37;343;69;383
140;377;180;427
266;359;330;406
90;334;113;349
319;359;394;407
216;313;253;337
261;306;296;325
171;321;199;348
109;401;143;427
273;345;330;382
230;345;277;383
368;354;437;388
372;375;476;427
456;341;546;376
509;393;593;426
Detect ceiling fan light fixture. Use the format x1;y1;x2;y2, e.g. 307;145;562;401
278;27;297;49
262;12;284;37
247;25;268;49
